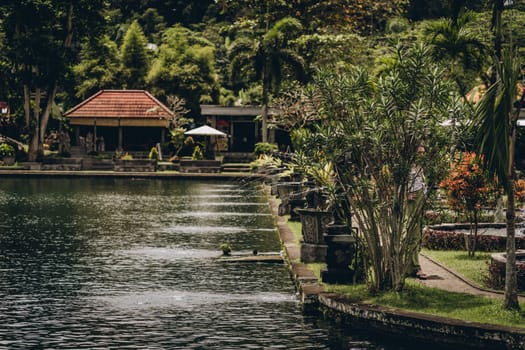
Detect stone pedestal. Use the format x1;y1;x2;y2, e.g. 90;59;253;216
289;198;306;221
298;209;331;263
321;224;356;284
277;182;303;216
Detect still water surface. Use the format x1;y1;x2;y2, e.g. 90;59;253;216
0;178;419;349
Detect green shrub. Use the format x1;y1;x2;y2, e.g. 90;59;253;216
249;154;281;170
385;17;409;34
422;228;525;251
148;146;159;160
0;143;15;158
192;145;203;160
220;242;232;256
120;153;133;160
254;142;277;157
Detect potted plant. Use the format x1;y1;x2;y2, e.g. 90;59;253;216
214;153;224;162
192;145;203;160
149;146;160;161
220;242;232;256
0;143;15;166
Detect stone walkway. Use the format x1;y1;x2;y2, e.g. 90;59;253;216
418;254;525;303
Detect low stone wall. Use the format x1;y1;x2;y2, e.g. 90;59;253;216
488;250;525;291
114;159;156;172
41;157;83;171
179;159;221;173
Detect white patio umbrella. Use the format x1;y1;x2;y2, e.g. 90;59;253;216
184;125;227;157
184;125;226;137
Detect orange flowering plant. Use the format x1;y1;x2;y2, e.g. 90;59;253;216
440;152;496;213
515;179;525;206
439;152;498;256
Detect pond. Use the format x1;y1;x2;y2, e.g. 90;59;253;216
0;177;438;349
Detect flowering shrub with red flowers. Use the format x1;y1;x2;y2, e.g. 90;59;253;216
515;179;525;205
439;152;498;256
439;152;497;213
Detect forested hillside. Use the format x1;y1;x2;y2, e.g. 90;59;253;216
0;1;524;147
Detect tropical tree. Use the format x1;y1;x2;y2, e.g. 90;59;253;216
120;20;149;89
165;95;193;159
292;44;461;292
0;0;106;161
472;48;522;310
490;0;505;63
72;35;121;101
147;25;219;114
214;0;289;25
425;11;487;96
294;32;370;73
139;8;167;44
228;17;306;143
270;84;323;132
407;0;484;21
0;22;23;132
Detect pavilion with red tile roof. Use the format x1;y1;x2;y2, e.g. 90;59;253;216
64;90;174;152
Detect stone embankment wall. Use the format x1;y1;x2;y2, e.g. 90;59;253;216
318;293;525;350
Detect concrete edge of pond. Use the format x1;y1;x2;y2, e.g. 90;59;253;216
317;293;525;350
217;255;284;264
0;169;263;180
265;186;525;350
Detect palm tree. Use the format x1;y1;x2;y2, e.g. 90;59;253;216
490;0;505;64
425;11;486;96
473;48;521;310
229;17;306;143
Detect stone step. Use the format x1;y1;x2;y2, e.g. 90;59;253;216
69;146;84;156
222;163;252;173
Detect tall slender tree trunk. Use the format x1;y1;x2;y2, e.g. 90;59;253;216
491;0;504;85
261;68;269;144
27;83;42;161
27;4;73;162
505;177;519;309
505;112;520;310
493;0;503;62
23;84;31;127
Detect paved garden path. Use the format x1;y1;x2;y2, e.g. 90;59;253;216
418;254;525;303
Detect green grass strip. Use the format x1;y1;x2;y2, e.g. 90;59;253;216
327;281;525;328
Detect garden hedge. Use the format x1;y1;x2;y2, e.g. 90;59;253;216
422;228;525;252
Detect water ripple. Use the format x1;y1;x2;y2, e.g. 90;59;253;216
0;178;396;349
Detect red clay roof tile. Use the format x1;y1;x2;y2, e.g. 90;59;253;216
64;90;174;119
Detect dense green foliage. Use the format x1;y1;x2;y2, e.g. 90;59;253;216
147;25;219;112
0;0;521;129
0;0;106;160
120;20;150;89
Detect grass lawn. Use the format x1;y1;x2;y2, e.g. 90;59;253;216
327;281;525;328
422;249;492;287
